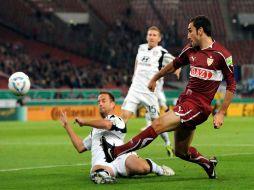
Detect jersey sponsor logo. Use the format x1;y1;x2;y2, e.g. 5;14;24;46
190;66;223;81
207;56;214;66
141;56;150;63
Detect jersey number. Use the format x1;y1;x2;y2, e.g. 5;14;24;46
148;105;157;114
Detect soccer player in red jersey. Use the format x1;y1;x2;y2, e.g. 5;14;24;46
101;15;236;179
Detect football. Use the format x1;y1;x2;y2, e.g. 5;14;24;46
8;72;31;96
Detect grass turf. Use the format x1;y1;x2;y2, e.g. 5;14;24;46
0;116;253;190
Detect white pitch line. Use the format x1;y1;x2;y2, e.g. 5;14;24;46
0;163;89;172
1;142;254;147
1;152;254;173
0;142;70;145
152;144;254;147
152;152;254;161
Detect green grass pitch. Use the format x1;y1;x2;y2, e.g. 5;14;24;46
0;116;253;190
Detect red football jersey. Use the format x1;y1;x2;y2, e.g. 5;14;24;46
173;41;236;112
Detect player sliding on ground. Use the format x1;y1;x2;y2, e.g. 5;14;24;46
101;15;236;179
59;91;175;184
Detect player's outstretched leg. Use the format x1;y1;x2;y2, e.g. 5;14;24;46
101;126;158;162
177;146;218;179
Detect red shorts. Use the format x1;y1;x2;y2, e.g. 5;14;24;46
173;100;211;129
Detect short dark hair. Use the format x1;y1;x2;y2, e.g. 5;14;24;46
99;91;115;102
190;15;212;37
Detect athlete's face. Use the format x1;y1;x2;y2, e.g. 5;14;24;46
97;94;115;118
187;22;201;47
146;29;161;48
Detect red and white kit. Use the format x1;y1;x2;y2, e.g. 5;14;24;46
172;41;236;128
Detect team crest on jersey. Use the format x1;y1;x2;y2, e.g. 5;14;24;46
207;56;214;66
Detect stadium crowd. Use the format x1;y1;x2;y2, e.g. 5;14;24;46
0;40;132;90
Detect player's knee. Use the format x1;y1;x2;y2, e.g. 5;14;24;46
151;118;165;134
152;118;162;128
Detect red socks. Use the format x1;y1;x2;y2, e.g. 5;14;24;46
180;146;211;168
114;126;158;156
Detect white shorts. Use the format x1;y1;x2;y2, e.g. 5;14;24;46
91;152;137;177
122;89;160;119
112;152;137;177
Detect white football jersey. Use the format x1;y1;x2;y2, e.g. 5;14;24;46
83;115;126;167
130;43;175;94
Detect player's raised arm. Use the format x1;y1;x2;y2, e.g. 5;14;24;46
75;117;113;130
148;61;176;92
60;111;87;153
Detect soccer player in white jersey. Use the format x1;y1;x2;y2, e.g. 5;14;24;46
121;26;179;156
143;77;174;157
59;91;175;184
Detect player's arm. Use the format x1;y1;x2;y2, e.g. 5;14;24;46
75;117;112;130
213;56;236;129
174;68;181;79
163;53;181;80
148;61;176;92
60;111;87;153
213;90;234;129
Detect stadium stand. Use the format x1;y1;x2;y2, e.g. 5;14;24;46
229;0;254;14
223;40;254;65
30;0;87;13
0;0;254;96
88;0;130;26
154;0;225;41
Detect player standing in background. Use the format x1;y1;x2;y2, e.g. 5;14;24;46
59;91;175;184
101;15;236;179
143;77;173;157
121;26;180;156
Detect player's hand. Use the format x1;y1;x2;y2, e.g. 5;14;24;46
74;117;84;127
60;111;68;128
213;112;224;129
174;68;181;80
148;79;156;92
